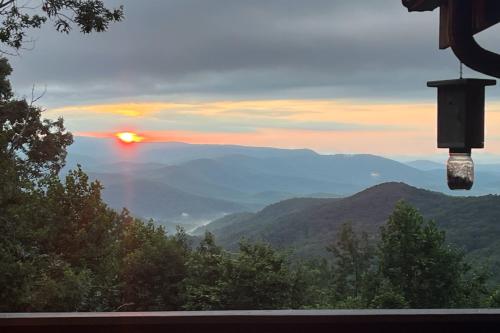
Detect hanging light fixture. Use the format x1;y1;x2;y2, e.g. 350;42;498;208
403;1;500;189
427;78;496;190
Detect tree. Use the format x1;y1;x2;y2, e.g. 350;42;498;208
369;280;409;309
377;201;489;308
0;161;127;311
0;0;125;311
118;217;189;311
0;0;123;53
290;258;335;309
24;257;93;312
223;241;296;310
0;58;73;179
0;165;120;311
41;166;124;310
182;232;230;310
327;222;374;302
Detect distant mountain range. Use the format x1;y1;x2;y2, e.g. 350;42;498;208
197;182;500;277
66;137;500;228
66;137;318;167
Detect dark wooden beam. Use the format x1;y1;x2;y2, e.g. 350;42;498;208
2;309;500;333
402;0;440;12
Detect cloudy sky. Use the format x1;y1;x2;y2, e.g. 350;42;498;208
7;0;500;157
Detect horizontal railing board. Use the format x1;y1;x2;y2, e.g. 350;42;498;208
1;309;500;333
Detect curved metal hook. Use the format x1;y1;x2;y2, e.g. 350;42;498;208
449;0;500;78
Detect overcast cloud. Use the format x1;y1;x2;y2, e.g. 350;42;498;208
7;0;499;107
5;0;500;157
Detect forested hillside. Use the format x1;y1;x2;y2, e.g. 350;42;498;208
201;183;500;276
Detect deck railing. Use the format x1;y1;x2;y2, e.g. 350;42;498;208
2;309;500;333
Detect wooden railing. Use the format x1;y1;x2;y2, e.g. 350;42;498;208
2;309;500;332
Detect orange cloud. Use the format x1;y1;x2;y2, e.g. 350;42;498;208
49;100;437;127
49;102;188;117
60;99;500;155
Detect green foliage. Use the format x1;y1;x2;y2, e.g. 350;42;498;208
1;170;498;311
319;201;493;309
289;259;334;309
377;201;486;308
42;167;123;310
182;232;229;310
223;241;297;310
327;222;373;301
184;235;303;310
0;0;123;51
0;57;72;178
118;216;188;311
27;257;93;312
369;281;408;309
487;288;500;307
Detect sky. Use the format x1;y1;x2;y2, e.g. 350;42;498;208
7;0;500;159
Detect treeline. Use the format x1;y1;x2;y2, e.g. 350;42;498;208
2;163;500;311
1;56;500;312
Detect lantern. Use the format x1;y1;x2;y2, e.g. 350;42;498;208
427;78;496;189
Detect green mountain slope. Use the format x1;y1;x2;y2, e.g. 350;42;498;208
204;182;500;274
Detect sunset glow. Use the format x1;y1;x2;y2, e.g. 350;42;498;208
116;132;143;144
63;98;500;155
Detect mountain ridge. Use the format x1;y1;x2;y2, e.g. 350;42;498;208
200;182;500;277
67;138;500;228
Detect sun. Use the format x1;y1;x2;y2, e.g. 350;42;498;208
116;132;143;143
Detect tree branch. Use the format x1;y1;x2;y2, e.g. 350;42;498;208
0;0;15;10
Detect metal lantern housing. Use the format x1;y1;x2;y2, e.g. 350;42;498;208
427;78;496;190
427;78;495;151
